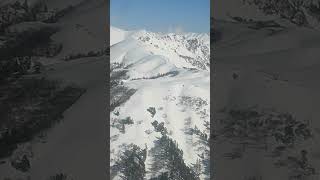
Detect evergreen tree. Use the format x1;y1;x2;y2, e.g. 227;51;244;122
191;159;202;177
243;0;308;26
113;144;147;180
149;135;199;180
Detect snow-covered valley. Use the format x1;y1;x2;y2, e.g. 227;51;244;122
110;26;210;180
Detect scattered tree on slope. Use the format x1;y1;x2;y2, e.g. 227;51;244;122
243;0;309;26
149;134;199;180
112;144;147;180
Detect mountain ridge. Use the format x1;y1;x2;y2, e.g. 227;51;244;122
110;25;210;180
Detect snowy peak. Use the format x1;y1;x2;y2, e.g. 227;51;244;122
110;26;129;46
110;26;210;71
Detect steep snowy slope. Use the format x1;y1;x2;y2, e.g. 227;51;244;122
213;0;275;20
110;27;210;180
214;19;320;58
110;26;129;46
49;0;107;58
213;19;320;180
0;0;108;180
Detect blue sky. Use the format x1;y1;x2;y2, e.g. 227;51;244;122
110;0;210;33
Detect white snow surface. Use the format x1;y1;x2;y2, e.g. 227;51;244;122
213;19;320;180
0;1;108;180
110;26;210;179
110;26;129;46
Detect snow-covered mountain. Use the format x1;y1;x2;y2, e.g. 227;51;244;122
213;5;320;179
110;26;210;180
111;26;210;71
110;26;129;46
